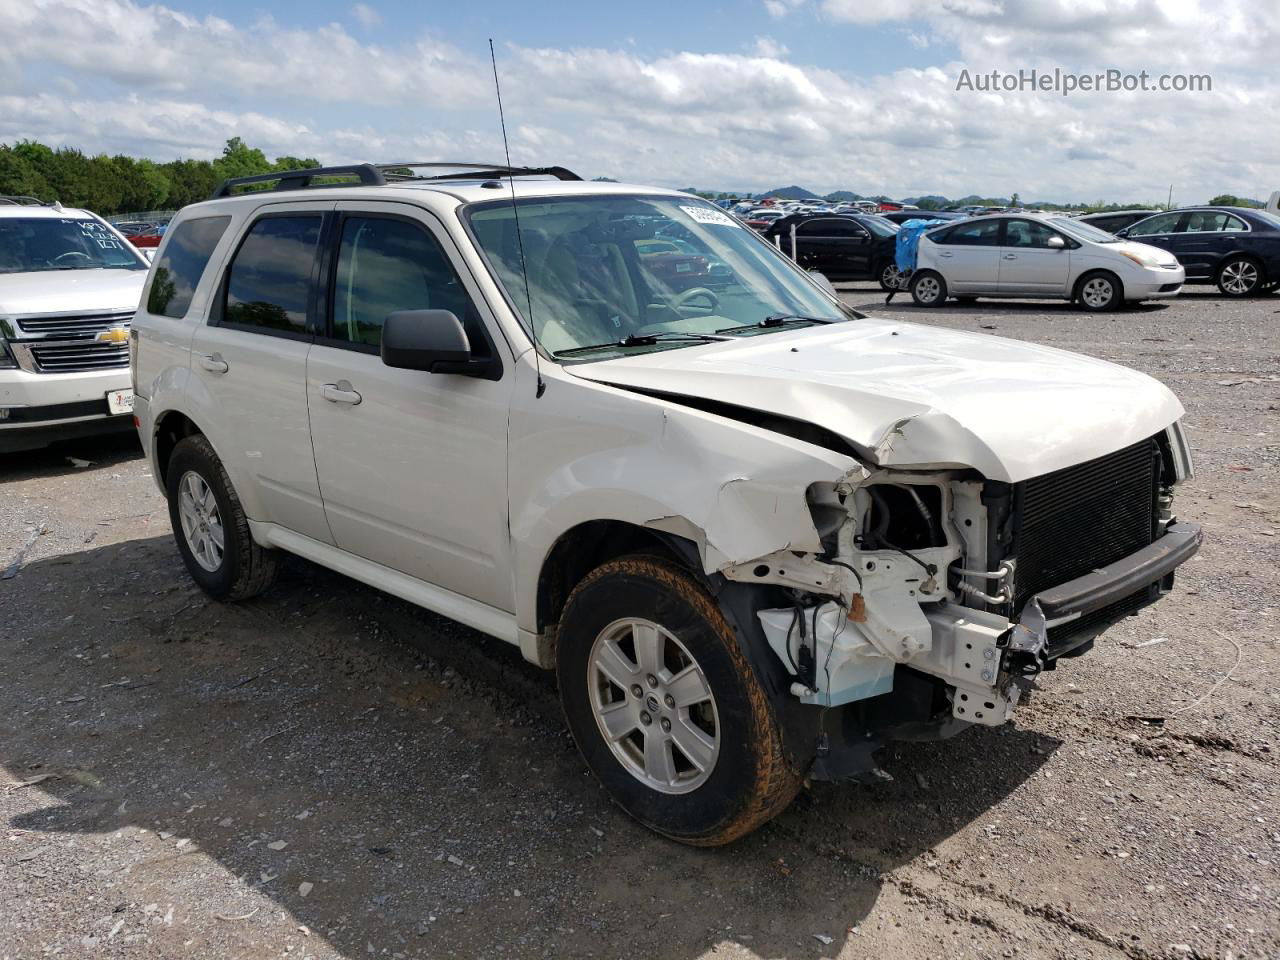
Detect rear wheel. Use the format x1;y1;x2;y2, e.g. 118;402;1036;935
878;261;901;291
166;434;277;601
1076;270;1123;311
910;270;947;307
556;556;801;845
1216;256;1265;297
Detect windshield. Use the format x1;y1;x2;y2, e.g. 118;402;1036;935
859;216;899;237
0;217;145;273
465;194;858;360
1051;216;1121;243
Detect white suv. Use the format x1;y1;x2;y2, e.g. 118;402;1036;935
1;197;147;452
133;163;1201;845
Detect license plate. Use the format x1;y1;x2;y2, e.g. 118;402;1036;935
106;389;134;415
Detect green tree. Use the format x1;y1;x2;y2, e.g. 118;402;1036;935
1209;193;1246;206
213;137;273;181
1009;192;1021;208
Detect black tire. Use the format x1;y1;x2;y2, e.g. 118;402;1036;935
1216;256;1266;297
1075;270;1123;311
556;555;801;846
910;270;948;307
877;260;900;292
166;434;277;601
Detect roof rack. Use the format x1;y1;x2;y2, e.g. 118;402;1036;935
209;161;582;200
0;195;49;206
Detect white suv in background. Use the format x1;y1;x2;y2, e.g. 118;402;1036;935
133;163;1201;845
0;197;147;453
909;212;1185;310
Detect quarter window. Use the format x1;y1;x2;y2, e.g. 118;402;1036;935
147;216;230;318
224;216;322;334
331;216;482;349
936;219;1002;246
1127;213;1183;237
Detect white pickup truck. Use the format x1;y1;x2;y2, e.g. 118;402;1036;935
132;163;1202;845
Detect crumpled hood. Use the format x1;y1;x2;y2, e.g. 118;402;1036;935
0;269;145;319
566;317;1183;483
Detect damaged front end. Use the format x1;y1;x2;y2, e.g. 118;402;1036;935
720;424;1202;782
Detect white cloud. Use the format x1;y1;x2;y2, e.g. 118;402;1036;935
752;36;790;58
351;3;380;28
0;0;1277;203
763;0;806;20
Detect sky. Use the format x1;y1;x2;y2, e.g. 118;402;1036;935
1;0;1278;204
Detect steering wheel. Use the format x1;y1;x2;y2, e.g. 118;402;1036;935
669;287;720;312
53;251;93;264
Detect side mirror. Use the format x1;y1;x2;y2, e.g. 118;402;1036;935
1047;235;1067;250
1114;228;1130;239
381;310;472;373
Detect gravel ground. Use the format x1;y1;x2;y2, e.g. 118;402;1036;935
1;286;1277;960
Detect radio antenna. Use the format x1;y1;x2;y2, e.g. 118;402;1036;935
489;39;545;398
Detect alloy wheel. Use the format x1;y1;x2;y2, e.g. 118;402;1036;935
587;617;720;795
178;470;225;573
1221;260;1258;295
915;276;941;304
1081;277;1114;309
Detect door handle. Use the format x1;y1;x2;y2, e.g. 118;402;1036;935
200;353;228;374
321;380;362;406
938;251;954;258
1002;253;1018;260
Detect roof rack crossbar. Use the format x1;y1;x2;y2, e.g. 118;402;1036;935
207;161;582;201
209;164;387;200
375;162;582;182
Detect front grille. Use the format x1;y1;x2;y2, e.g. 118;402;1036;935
11;312;132;373
1010;436;1160;613
28;341;129;372
16;312;133;337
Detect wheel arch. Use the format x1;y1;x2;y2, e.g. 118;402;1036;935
1074;268;1124;306
154;409;206;490
534;519;705;652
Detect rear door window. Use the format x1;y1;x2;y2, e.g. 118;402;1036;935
936;219;1003;246
222;215;322;335
147;216;231;318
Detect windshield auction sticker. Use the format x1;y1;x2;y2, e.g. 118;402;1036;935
681;205;739;226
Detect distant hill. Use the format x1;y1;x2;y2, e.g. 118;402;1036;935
762;185;820;200
823;190;863;202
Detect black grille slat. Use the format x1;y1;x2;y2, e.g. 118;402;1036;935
17;313;133;337
1011;438;1158;613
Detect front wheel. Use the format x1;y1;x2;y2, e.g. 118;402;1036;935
910;270;948;307
1216;256;1264;297
556;556;801;846
1076;271;1123;311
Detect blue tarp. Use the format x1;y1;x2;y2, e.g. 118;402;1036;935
894;219;948;273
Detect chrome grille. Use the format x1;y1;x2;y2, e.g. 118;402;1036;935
27;341;129;372
9;312;133;373
16;312;134;338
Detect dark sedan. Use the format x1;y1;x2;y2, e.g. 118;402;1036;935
1077;209;1161;235
764;213;900;288
1117;207;1280;296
